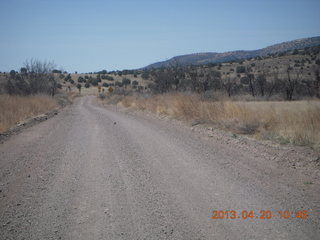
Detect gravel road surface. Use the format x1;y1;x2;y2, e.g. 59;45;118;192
0;96;319;240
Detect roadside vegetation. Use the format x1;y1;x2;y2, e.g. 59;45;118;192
0;59;60;133
97;46;320;149
0;94;57;133
103;94;320;149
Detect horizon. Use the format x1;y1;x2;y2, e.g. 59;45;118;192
1;0;320;73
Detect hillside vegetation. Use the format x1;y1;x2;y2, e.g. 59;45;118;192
142;46;320;100
145;36;320;68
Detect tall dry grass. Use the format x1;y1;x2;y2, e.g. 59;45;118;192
110;94;320;149
0;95;57;133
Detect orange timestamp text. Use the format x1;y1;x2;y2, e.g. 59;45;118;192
211;210;309;220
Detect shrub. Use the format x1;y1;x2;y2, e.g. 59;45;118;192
102;82;109;87
122;78;131;86
115;81;123;87
78;76;85;83
91;79;98;86
64;74;72;82
6;59;57;96
236;66;246;73
85;83;90;88
98;93;106;99
141;72;149;80
132;80;139;86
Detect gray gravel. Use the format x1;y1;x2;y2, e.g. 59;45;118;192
0;95;319;240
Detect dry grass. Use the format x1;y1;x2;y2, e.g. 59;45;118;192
107;94;320;149
0;95;57;133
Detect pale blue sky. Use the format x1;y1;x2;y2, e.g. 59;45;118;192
0;0;319;72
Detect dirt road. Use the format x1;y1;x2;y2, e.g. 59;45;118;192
0;96;319;239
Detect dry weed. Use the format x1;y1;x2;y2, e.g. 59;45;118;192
0;95;57;133
108;93;320;149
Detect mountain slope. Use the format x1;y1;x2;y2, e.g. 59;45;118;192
144;36;320;69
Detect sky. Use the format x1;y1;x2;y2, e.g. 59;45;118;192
0;0;319;73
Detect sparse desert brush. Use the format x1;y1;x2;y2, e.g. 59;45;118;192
110;93;320;149
0;94;57;133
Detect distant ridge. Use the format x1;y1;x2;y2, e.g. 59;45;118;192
144;36;320;69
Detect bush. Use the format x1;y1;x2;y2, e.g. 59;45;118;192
236;66;246;73
240;76;249;84
6;59;57;96
122;78;131;86
64;74;72;82
98;93;106;100
132;80;139;86
102;82;109;87
91;79;99;86
78;76;85;83
85;83;90;88
103;75;114;81
115;81;123;87
141;72;149;80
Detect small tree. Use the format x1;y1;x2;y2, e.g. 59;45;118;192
141;72;149;80
132;80;139;86
256;73;266;96
115;81;123;87
6;59;57;96
122;78;131;88
236;66;246;73
76;83;82;93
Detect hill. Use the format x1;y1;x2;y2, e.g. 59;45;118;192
144;36;320;69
